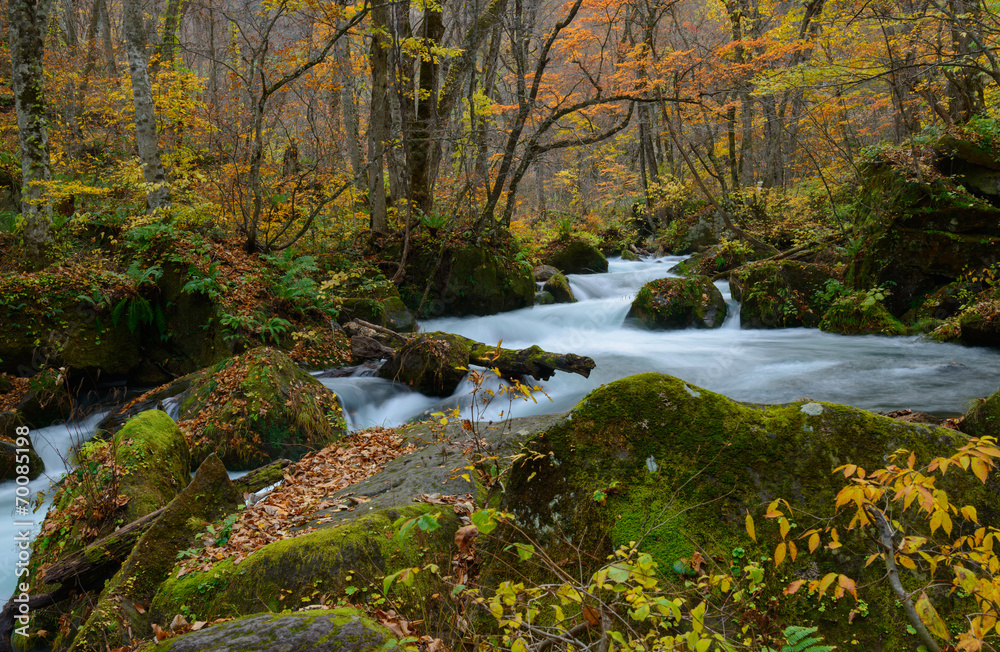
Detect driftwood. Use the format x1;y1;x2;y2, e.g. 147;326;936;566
0;459;292;652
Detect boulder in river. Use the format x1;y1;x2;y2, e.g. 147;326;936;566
542;271;577;303
730;260;838;328
819;291;906;336
500;372;1000;651
626;276;726;329
543;237;609;274
176;347;347;470
0;411;42;481
963;387;1000;437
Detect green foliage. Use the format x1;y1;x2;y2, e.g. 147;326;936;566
763;626;835;652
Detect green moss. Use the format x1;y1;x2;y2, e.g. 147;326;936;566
819;293;906;335
731;261;838;328
626;276;726;329
963;388;1000;437
544;238;609;274
150;505;456;624
542;272;577;304
501;373;996;651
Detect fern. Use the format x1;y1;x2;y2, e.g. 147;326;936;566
763;626;835;652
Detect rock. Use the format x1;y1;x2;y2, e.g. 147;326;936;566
668;240;776;277
19;410;190;651
626;276;727;329
849;141;1000;315
621;249;640;261
532;265;561;282
730;260;838;328
69;455;240;651
543;238;609;274
377;331;471;396
151;609;402;652
395;240;535;318
819;293;906;336
0;414;43;481
176;348;347;470
377;332;596;396
542;272;577;304
336;280;416;333
963;388;1000;436
660;209;728;254
501;373;1000;651
534;290;555;305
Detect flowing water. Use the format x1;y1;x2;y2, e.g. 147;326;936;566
6;255;1000;600
324;256;1000;427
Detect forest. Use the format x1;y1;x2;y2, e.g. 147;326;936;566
2;0;1000;651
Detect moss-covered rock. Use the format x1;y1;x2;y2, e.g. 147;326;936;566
819;293;906;336
963;388;1000;437
336;280;416;333
848;141;1000;316
20;410;190;651
377;331;471;396
150;609;402;652
149;504;457;624
177;348;347;470
543;237;609;274
669;240;775;277
534;290;555;305
69;455;240;651
543;272;577;303
621;249;641;261
394;238;535;318
501;373;998;651
627;276;726;330
730;260;838;328
659;209;727;254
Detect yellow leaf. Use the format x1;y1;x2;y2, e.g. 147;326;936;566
898;554;917;570
779;517;790;540
971;458;989;483
838;574;857;599
775;542;786;566
842;463;857;477
818;572;838;596
808;532;820;553
784;579;804;595
746;513;756;542
696;639;711;652
915;592;951;640
788;540;798;562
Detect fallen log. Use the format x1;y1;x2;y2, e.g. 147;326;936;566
371;330;596;396
0;458;292;652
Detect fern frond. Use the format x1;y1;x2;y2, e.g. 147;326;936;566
780;625;836;652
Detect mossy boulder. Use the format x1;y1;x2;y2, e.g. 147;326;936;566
659;209;727;254
963;388;1000;437
395;239;534;318
149;504;457;625
543;238;609;274
626;276;727;329
177;348;347;470
377;331;470;396
21;410;190;651
848;143;1000;315
534;290;555;305
819;293;906;336
336;280;416;333
543;271;577;303
69;455;241;651
730;260;838;328
149;609;402;652
501;373;999;650
669;240;776;277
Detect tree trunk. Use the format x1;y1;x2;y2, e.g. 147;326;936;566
9;0;55;269
368;0;390;233
123;0;171;211
408;3;445;217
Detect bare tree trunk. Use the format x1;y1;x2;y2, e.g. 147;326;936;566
368;0;390;233
157;0;188;69
9;0;55;268
124;0;171;211
98;0;116;75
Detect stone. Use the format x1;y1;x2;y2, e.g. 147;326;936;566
626;276;726;329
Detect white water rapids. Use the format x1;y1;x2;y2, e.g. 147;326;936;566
4;255;1000;601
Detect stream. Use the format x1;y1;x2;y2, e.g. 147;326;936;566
5;255;1000;600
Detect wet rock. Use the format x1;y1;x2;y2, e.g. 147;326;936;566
534;290;555;305
626;276;726;329
819;292;906;336
176;348;347;470
377;332;471;396
730;260;838;328
963;387;1000;437
542;272;577;304
533;265;561;282
153;609;402;652
543;238;608;275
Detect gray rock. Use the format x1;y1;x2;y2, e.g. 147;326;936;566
157;609;401;652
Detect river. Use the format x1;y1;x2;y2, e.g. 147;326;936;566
4;255;1000;600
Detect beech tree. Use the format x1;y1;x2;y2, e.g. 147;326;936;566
9;0;55;267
